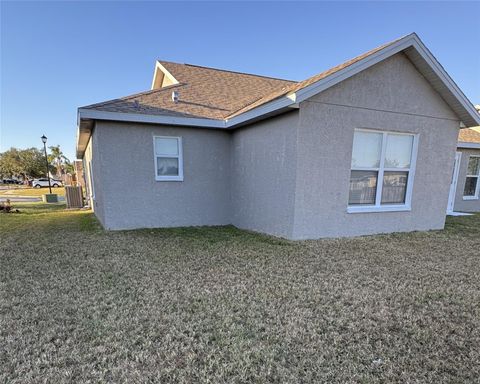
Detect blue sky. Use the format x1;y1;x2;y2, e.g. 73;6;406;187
1;1;479;160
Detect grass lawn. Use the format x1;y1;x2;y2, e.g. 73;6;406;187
1;203;479;383
0;187;65;197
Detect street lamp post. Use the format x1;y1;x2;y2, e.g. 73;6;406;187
41;135;52;194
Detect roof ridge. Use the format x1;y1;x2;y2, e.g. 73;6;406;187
160;59;297;83
185;63;297;83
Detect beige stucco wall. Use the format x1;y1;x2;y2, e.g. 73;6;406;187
453;148;480;213
291;53;460;239
93;122;231;230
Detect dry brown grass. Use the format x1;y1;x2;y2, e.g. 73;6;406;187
1;203;479;383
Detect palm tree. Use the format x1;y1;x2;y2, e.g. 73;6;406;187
48;145;71;178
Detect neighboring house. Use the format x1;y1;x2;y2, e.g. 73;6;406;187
447;128;480;213
76;33;480;239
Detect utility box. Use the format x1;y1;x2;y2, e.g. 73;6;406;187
65;186;84;208
42;194;59;203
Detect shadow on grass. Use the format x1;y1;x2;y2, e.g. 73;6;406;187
4;202;479;244
10;202;66;213
445;213;480;235
127;225;293;247
1;202;100;234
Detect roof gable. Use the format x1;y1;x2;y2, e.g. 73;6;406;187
306;52;459;121
227;33;479;127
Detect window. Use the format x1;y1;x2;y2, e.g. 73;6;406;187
463;156;480;199
348;129;417;213
153;136;183;181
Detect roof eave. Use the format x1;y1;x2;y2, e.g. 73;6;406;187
406;35;480;127
76;118;94;159
292;33;480;127
458;141;480;149
225;95;296;127
78;108;226;128
75;108;227;158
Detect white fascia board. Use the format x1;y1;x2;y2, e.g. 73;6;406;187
225;95;295;126
224;37;418;126
294;36;417;103
291;34;480;127
78;108;226;129
458;141;480;149
221;40;414;126
409;35;480;127
223;35;478;127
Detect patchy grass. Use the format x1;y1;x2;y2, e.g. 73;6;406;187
0;187;66;197
1;204;479;383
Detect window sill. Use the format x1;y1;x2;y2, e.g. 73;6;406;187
155;177;184;182
463;196;479;201
347;205;411;214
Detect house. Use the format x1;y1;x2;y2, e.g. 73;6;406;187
76;33;480;239
447;127;480;213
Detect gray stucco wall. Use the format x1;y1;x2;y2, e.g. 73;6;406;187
453;148;480;213
231;112;299;238
93;122;231;230
85;52;462;239
291;53;460;239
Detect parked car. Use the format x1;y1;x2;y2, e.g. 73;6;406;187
2;178;23;185
32;178;63;188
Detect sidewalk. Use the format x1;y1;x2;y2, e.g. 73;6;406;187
0;194;65;202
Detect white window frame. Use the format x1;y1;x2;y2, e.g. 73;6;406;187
463;155;480;200
348;128;419;214
153;136;184;182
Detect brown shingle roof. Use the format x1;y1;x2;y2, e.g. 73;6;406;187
82;63;295;120
459;128;480;143
227;38;404;119
81;35;407;121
